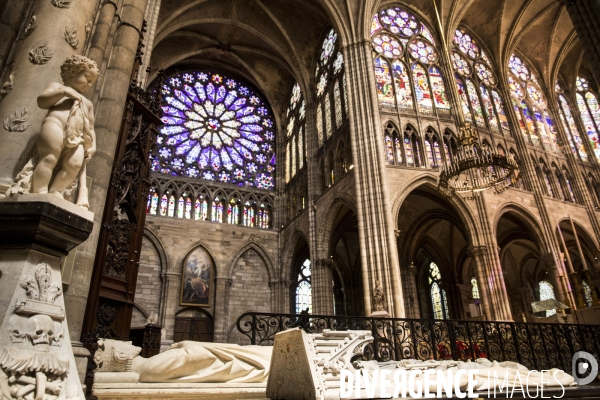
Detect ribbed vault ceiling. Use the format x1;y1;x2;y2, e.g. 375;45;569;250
148;0;590;120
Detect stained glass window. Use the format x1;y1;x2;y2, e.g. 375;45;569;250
285;81;306;183
433;140;442;166
385;135;394;163
425;140;434;167
544;111;558;149
291;137;297;178
413;64;433;113
429;262;448;319
243;201;255;227
211;197;223;223
150;193;158;215
456;76;472;122
452;29;507;133
317;105;324;146
324;93;332;139
184;197;191;219
194;198;201;220
575;85;600;160
539;281;556;317
334;81;342;128
558;95;588;161
228;199;239;224
392;61;413;109
298;127;304;169
471;278;480;300
156;72;276;190
466;79;485;127
159;194;168;216
167;195;175;217
177;197;184;218
258;203;270;229
374;56;395;108
296;259;312;314
395;137;402;164
371;7;449;116
582;281;593;308
404;136;414;165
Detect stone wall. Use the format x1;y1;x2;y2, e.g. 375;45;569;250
135;214;279;343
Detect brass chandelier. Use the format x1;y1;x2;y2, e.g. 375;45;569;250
438;123;519;199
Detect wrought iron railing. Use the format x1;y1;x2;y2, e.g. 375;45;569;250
236;312;600;372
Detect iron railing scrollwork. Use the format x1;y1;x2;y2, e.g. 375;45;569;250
236;312;600;372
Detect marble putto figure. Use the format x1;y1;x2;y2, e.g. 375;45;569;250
7;55;99;208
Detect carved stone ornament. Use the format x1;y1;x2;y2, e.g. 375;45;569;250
64;26;78;49
23;14;37;36
85;21;92;38
0;261;79;400
3;107;30;132
93;339;141;372
51;0;72;8
28;42;53;64
372;279;385;311
1;71;14;95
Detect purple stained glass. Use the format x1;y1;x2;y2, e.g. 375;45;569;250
372;34;403;59
453;30;480;59
379;7;420;37
408;39;437;64
452;52;471;76
155;72;275;190
509;54;529;81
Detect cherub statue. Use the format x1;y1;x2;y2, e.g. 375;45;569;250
7;55;99;208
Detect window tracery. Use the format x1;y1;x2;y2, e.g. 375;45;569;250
371;7;450;115
451;29;508;134
575;76;600;160
506;54;559;152
556;84;588;162
155;72;276;190
296;259;312;314
428;262;449;320
539;280;556;317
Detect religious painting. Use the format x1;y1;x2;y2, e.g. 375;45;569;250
180;246;213;307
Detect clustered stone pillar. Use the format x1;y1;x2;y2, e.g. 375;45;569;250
62;0;149;350
565;0;600;90
343;40;405;317
312;259;334;315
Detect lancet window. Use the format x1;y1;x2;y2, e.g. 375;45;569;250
507;55;559;152
575;76;600;160
315;28;348;149
538;281;556;317
285;82;306;183
295;259;312;314
451;30;509;135
428;262;449;320
371;7;450;115
556;82;589;162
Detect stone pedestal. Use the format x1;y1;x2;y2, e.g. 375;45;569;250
0;194;93;399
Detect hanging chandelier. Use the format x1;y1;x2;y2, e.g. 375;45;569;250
438;123;519;199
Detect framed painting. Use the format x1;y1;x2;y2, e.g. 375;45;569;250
180;246;212;307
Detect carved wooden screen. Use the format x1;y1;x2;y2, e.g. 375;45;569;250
81;30;163;359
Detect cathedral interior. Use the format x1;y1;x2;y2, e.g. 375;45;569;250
1;0;600;395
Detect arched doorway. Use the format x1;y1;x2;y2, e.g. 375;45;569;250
290;235;311;314
496;210;548;320
329;205;363;316
397;185;473;320
557;219;600;309
173;308;213;342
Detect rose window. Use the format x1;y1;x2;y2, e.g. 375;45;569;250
372;34;403;59
453;30;480;59
509;54;530;81
475;62;496;86
155;72;276;190
320;29;337;65
452;52;471;76
408;39;437;64
378;8;420;37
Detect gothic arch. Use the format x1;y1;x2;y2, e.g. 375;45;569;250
143;226;170;275
318;195;358;258
176;240;220;277
494;204;549;253
224;240;275;282
281;229;310;281
390;176;480;246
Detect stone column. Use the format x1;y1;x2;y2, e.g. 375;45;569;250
0;0;98;193
467;246;495;321
0;194;93;399
401;262;420;319
312;259;334;315
0;0;31;74
62;0;149;346
564;0;600;91
343;40;404;317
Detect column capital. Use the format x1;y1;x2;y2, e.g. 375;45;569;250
394;229;401;238
315;258;334;269
467;245;488;258
540;253;558;269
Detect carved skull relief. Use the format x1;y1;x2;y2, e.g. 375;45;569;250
27;314;55;352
